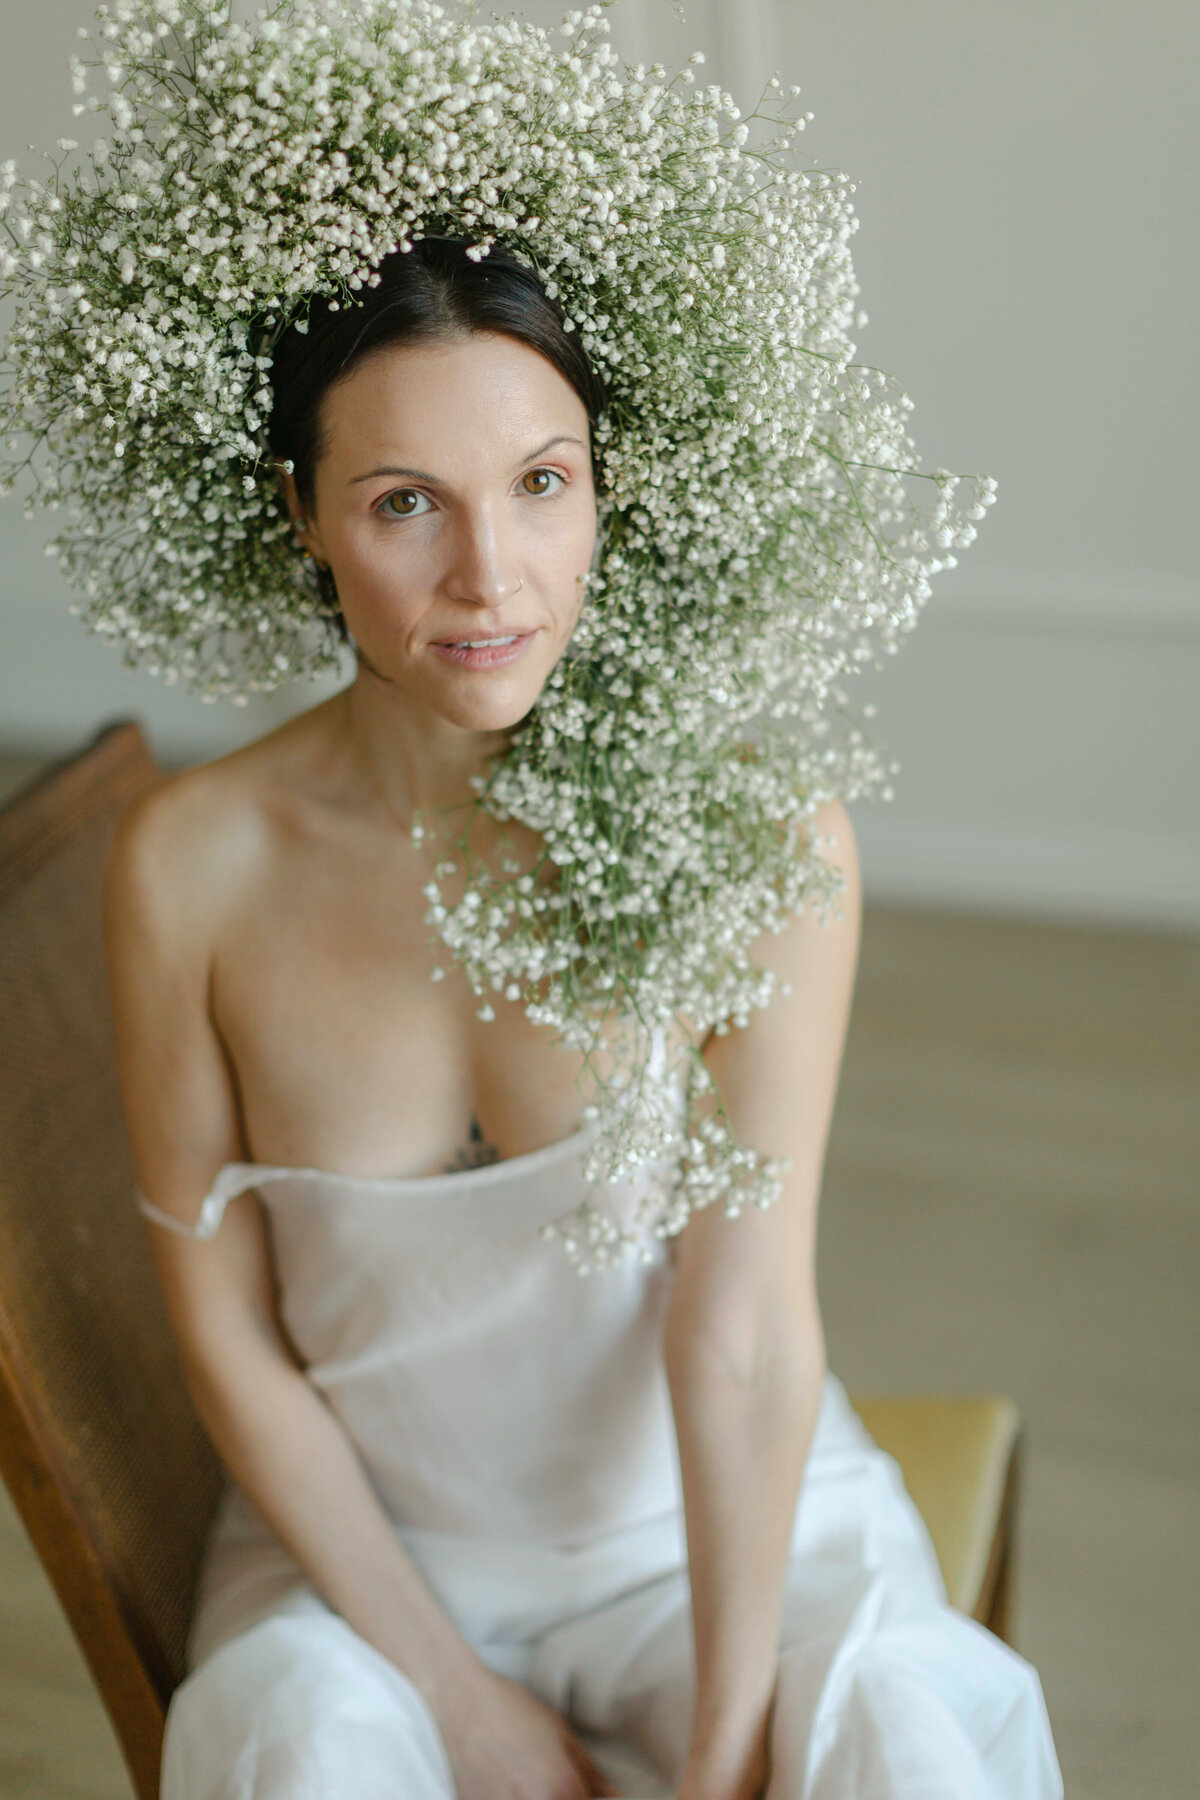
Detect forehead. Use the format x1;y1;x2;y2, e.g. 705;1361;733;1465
317;331;589;470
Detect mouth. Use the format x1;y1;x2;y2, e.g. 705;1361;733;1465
430;629;537;671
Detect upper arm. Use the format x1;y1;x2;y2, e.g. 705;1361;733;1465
103;780;290;1375
663;798;861;1367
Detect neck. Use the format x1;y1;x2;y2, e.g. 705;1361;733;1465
336;653;512;836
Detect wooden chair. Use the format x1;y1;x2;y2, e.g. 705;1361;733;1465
0;721;1021;1800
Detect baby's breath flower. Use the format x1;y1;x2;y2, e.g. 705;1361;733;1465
0;0;996;1271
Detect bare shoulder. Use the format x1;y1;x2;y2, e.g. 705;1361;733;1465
804;795;859;881
103;704;333;952
102;713;335;1232
772;795;861;957
105;753;261;956
668;796;860;1053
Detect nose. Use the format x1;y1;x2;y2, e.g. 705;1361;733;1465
442;501;523;609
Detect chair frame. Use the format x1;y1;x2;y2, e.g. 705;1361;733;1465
0;721;218;1800
973;1427;1020;1641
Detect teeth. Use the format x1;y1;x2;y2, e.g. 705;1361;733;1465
455;634;518;648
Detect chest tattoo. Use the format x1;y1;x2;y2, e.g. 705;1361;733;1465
439;1114;501;1174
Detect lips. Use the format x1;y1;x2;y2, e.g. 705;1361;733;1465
436;631;522;647
430;629;537;671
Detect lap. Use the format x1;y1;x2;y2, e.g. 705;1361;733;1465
166;1552;1057;1800
527;1545;1060;1799
162;1586;456;1800
167;1372;1060;1798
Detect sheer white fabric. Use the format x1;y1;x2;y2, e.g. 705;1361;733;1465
144;1036;1063;1798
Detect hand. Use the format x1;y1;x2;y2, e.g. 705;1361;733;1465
426;1661;621;1800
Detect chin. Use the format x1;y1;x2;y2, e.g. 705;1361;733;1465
427;671;549;735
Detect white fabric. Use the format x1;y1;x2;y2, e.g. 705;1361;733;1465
148;1036;1064;1798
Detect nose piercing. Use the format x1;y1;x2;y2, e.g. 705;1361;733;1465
514;575;524;594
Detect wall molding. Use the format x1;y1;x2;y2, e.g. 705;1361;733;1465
850;808;1200;934
921;566;1199;639
3;531;1196;932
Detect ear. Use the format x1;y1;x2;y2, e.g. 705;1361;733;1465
276;463;330;568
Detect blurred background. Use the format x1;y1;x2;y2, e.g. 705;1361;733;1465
1;2;1196;1797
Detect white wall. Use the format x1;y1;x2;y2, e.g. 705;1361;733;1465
771;1;1200;932
2;0;1196;927
0;0;336;761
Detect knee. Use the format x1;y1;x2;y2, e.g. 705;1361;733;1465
768;1614;1060;1800
162;1612;455;1799
963;1630;1062;1795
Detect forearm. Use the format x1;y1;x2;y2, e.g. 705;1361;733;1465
665;1324;826;1783
184;1342;486;1711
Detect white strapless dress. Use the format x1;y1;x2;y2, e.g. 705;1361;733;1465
139;1065;1063;1798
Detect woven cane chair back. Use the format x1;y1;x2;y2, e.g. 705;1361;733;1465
0;721;224;1800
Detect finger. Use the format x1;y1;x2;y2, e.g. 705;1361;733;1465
563;1732;620;1796
585;1757;621;1794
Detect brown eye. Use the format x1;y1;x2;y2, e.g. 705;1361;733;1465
381;489;429;518
521;468;563;496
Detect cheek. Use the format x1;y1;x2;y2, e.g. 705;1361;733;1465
330;515;425;593
321;527;433;640
538;492;596;572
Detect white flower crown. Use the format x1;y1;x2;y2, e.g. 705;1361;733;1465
0;0;996;1271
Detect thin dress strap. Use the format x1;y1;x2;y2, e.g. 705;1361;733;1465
135;1163;291;1241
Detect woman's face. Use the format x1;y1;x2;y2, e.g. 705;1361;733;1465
289;331;597;733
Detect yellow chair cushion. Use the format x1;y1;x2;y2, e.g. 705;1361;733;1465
847;1394;1020;1615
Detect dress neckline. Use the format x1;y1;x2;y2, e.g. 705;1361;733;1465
214;1114;598;1198
135;1117;601;1240
216;1020;677;1200
137;1023;678;1238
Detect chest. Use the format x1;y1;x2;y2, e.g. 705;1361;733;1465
208;831;625;1177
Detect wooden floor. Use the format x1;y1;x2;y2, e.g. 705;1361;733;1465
1;751;1197;1798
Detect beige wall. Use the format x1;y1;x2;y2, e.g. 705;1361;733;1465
3;0;1197;926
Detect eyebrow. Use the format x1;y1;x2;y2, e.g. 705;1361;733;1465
347;433;587;486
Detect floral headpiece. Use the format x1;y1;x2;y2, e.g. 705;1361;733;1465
1;0;996;1271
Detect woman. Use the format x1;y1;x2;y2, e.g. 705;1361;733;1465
104;238;1062;1799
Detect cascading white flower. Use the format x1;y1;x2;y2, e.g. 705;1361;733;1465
0;0;997;1271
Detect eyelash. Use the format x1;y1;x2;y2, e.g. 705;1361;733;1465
375;467;568;520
